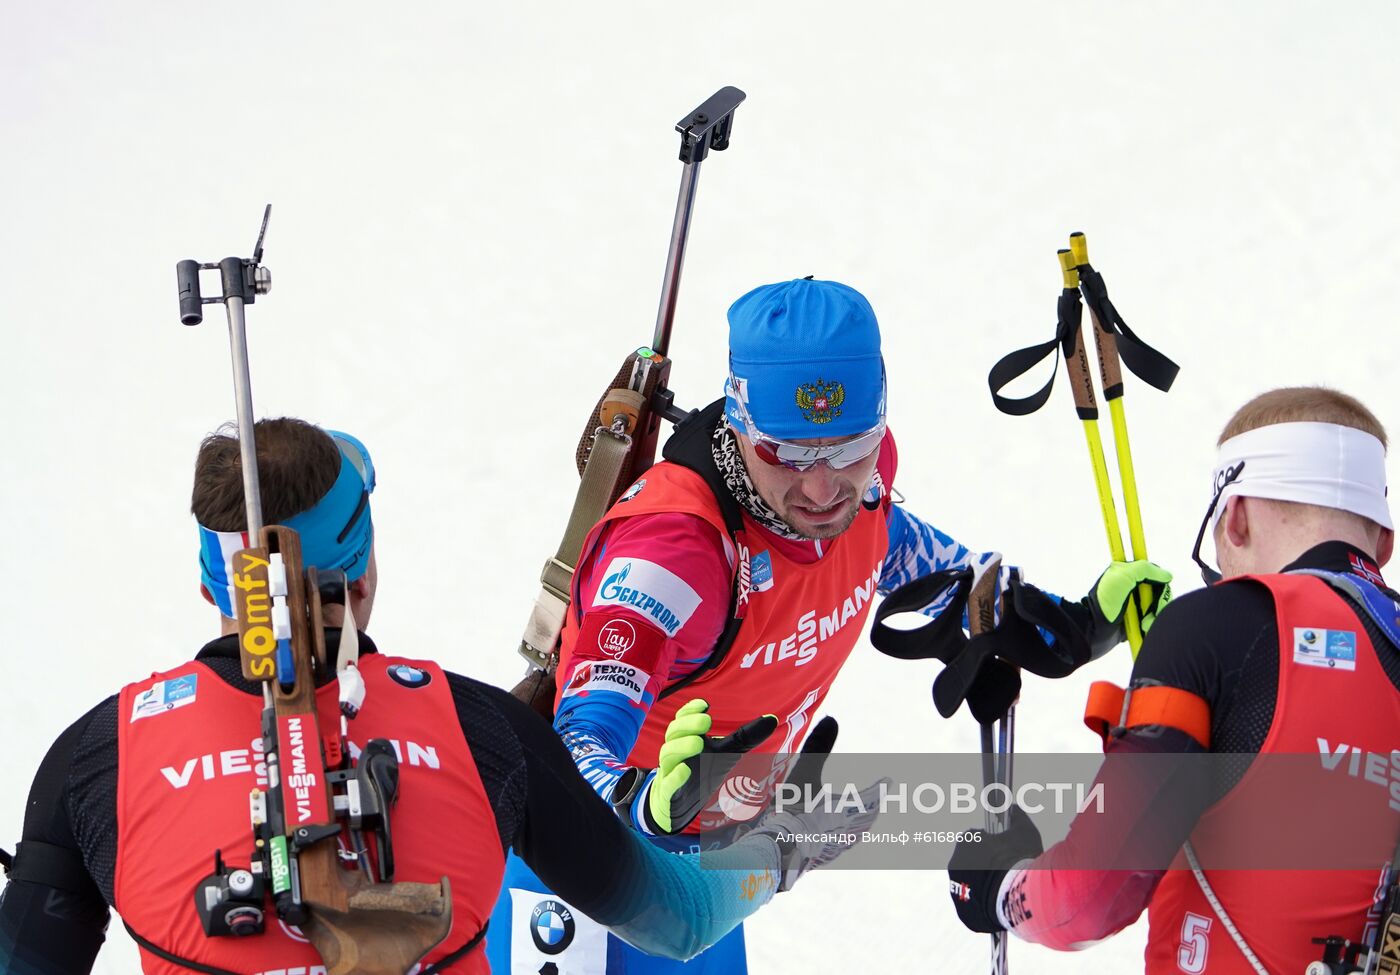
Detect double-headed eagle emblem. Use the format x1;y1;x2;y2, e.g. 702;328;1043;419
795;378;845;424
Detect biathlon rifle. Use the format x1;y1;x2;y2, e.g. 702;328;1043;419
176;209;450;975
513;86;746;715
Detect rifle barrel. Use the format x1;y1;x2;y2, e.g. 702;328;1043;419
223;296;264;538
651;159;702;358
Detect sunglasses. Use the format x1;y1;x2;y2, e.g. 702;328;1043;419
727;371;885;472
327;431;376;544
1191;461;1245;586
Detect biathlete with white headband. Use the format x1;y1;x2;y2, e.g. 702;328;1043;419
0;418;861;974
488;277;1172;975
948;386;1400;974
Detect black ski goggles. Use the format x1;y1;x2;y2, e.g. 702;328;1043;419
1191;461;1245;586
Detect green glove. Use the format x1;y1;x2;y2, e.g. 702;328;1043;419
1084;560;1173;655
644;699;778;835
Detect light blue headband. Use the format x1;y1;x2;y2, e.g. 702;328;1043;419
198;430;375;616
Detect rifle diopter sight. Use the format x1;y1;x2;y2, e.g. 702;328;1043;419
177;204;273;327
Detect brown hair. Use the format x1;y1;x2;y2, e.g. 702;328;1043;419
1218;387;1387;449
192;417;341;530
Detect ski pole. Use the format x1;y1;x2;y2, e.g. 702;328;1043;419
1070;232;1164;656
1055;249;1144;652
968;557;1013;975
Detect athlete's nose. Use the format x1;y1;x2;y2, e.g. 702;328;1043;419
796;464;842;507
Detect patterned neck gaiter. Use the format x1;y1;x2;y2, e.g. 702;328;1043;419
711;420;808;541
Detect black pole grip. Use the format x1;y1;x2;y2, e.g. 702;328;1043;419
177;260;204;325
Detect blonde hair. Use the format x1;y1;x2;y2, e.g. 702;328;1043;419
1218;386;1387;448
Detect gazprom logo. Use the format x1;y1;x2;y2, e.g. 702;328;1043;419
592;557;702;638
601;562;633;598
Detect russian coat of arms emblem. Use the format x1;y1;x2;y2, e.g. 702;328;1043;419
795;378;845;424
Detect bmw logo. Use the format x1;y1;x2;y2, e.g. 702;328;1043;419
530;899;575;955
388;664;432;689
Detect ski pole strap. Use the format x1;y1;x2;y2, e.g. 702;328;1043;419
1075;265;1179;393
987;290;1084;416
868;568;972;662
518;425;633;671
870;570;1095;723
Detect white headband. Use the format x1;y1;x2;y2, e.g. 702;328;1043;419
1211;421;1392;531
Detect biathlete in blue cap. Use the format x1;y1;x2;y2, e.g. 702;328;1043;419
1;417;860;973
488;277;1174;975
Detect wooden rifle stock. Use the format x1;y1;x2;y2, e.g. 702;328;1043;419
236;527;450;975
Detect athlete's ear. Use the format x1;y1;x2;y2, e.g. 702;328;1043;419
1375;527;1394;568
1221;496;1250;549
348;575;370;598
200;584;216;607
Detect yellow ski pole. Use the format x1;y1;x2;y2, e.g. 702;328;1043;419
1057;248;1144;653
1070;232;1151;655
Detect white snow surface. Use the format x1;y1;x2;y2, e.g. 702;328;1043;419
3;3;1398;972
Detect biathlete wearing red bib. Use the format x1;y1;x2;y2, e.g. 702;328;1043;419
980;546;1400;972
947;400;1400;974
490;278;1168;975
0;419;795;975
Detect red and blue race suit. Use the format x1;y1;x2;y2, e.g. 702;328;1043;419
488;429;1024;975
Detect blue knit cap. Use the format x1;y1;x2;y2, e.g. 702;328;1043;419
724;278;885;440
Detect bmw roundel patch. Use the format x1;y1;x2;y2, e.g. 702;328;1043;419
530;899;575;954
388;664;432;689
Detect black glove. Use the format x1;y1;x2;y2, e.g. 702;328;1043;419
947;805;1043;933
745;715;881;892
784;715;838;793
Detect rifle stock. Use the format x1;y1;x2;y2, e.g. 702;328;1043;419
248;527;452;974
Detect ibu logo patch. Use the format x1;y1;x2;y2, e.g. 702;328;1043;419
130;674;198;722
388;664;432;688
592;557;702;638
530;899;576;955
618;479;647;503
1293;627;1357;671
750;550;774;592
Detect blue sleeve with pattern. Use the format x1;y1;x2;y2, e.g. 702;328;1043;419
879;504;1062;641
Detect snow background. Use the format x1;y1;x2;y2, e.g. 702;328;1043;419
3;2;1398;971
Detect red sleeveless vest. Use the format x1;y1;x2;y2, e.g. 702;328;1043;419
1145;575;1400;973
115;652;504;974
555;461;890;829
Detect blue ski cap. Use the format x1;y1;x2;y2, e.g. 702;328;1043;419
198;430;376;617
724;278;885;440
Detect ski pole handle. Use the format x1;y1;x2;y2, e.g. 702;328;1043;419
1070;233;1125;399
1057;250;1097;422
